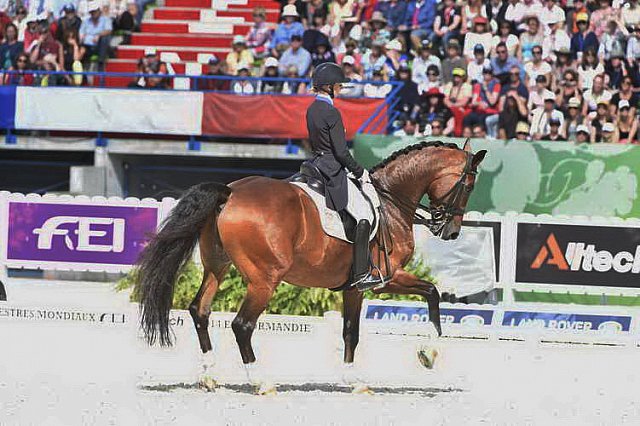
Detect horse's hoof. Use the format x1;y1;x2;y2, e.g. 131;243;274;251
256;382;277;396
352;384;374;395
418;346;438;369
199;376;217;392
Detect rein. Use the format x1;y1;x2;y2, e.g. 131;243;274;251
371;151;476;236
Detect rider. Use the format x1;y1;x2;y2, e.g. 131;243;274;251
306;62;379;291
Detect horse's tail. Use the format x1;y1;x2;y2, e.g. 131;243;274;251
136;182;231;346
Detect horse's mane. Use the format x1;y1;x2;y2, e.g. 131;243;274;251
370;140;461;173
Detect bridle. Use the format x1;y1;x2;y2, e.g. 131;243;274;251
372;152;476;236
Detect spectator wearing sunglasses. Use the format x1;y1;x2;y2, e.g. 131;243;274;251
411;40;441;86
570;13;599;60
491;42;520;85
246;7;271;58
56;4;82;42
611;76;639;116
3;52;34;85
524;46;551;90
417;64;441;95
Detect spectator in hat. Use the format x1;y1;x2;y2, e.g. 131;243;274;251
491;42;521;85
56;4;82;42
465;64;501;134
432;0;461;54
542;17;571;63
412;40;441;86
339;55;363;97
562;97;585;141
231;62;256;94
417;64;442;94
363;66;392;98
23;14;40;52
528;75;553;111
597;121;617;143
623;0;640;27
259;56;282;93
541;117;566;141
463;16;492;61
611;75;639;116
79;1;112;71
591;0;617;38
582;74;612;116
403;0;437;51
524;45;551;89
311;37;335;68
540;0;565;31
361;39;386;79
368;11;391;46
199;55;230;91
568;0;588;34
513;121;530;141
420;88;454;136
588;100;612;142
246;7;271;58
492;20;519;58
578;47;604;90
519;15;544;63
0;23;23;70
272;4;304;52
615;100;638;143
441;39;465;84
530;91;564;139
383;38;404;79
444;67;472;135
279;34;311;76
571;13;599;60
467;44;490;84
598;19;628;61
575;125;590;143
226;35;254;76
30;21;63;70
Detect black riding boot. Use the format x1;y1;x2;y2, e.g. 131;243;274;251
352;219;381;291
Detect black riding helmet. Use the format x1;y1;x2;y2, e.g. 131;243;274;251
312;62;350;91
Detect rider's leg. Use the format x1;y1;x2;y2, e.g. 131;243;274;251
352;219;380;291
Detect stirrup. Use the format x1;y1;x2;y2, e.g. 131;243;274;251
354;266;387;292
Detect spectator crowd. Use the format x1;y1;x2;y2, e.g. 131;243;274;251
2;0;640;143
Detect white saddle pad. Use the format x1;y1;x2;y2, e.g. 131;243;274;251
291;178;381;243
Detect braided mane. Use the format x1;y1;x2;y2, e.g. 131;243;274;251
369;140;461;173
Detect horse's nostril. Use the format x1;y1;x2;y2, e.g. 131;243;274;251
450;232;459;240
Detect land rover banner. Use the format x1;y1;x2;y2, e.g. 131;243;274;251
515;222;640;288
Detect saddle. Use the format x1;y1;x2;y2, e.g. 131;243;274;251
288;161;379;243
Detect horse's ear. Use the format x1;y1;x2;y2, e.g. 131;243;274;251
472;150;487;169
463;138;472;152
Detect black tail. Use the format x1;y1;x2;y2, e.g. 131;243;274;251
136;182;231;346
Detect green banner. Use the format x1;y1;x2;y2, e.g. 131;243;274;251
354;135;640;218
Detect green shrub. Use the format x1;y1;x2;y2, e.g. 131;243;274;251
118;257;435;316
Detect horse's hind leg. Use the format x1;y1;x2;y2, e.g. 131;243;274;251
231;283;277;364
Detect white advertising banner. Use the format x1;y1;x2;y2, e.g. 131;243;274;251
14;87;203;135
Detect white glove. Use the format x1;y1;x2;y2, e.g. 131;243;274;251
359;169;371;184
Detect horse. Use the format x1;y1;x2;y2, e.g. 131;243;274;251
135;139;486;390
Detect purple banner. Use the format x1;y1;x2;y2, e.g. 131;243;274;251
7;202;158;266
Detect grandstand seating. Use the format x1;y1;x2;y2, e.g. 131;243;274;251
106;0;281;87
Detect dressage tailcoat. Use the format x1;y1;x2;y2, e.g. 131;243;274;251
306;97;364;211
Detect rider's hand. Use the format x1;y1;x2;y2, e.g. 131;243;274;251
359;169;371;184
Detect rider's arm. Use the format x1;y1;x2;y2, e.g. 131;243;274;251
327;108;364;178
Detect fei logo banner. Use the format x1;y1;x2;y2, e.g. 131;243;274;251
364;302;494;326
502;311;632;332
6;201;157;267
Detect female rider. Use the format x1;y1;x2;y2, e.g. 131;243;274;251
306;62;377;291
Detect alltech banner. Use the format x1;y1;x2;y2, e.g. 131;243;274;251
515;222;640;288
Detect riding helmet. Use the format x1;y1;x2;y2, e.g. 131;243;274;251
312;62;351;87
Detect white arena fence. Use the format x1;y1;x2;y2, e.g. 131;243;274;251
1;190;640;347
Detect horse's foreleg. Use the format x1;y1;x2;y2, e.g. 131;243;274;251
373;269;442;336
342;288;364;364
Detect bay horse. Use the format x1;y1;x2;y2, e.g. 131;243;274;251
136;140;486;386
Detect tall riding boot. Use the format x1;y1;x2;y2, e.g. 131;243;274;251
352;219;380;291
